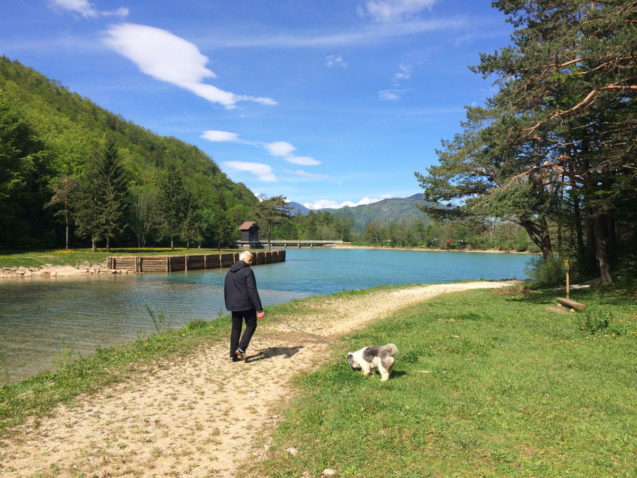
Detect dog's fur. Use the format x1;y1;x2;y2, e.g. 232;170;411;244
347;344;398;381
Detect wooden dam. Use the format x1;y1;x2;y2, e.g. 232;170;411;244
107;250;285;273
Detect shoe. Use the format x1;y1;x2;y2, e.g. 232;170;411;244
230;355;239;362
235;348;247;361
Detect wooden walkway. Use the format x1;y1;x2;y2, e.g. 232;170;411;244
107;250;285;273
236;240;343;248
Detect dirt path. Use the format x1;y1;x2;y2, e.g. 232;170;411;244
0;281;517;477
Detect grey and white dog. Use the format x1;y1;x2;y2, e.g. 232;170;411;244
347;344;398;381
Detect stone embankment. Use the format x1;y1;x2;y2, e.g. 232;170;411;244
0;262;124;279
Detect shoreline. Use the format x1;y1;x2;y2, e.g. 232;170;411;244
331;243;538;254
0;246;536;281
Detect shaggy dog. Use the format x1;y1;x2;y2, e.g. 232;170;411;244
347;344;398;381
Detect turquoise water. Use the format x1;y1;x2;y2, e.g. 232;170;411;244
0;248;533;382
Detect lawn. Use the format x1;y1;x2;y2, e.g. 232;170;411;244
0;247;240;268
248;286;637;477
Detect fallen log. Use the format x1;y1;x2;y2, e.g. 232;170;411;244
556;297;586;311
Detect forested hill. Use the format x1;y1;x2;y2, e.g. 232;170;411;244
330;194;427;232
0;57;258;249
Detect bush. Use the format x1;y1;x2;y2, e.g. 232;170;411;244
527;256;565;286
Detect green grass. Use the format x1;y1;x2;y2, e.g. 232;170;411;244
248;287;637;477
0;247;241;268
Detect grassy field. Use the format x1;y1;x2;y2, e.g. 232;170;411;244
0;247;239;268
247;286;637;477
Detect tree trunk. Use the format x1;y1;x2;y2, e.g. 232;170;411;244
91;238;96;252
519;218;553;261
65;212;70;250
592;215;612;283
170;236;174;251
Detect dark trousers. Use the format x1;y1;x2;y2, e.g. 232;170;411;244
230;309;257;358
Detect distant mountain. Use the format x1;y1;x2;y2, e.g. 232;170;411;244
287;194;428;231
329;194;428;232
288;201;311;216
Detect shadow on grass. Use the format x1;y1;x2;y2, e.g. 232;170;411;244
248;346;304;363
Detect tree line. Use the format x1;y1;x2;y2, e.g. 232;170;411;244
0;57;259;250
415;1;636;283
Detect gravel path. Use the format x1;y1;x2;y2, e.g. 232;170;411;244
0;281;517;477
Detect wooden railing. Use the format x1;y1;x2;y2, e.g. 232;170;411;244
107;250;286;272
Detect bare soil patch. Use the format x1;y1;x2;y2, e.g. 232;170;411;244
0;281;517;477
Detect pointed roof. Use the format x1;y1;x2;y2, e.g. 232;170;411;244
239;221;258;230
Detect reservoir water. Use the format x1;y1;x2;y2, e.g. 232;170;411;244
0;248;533;383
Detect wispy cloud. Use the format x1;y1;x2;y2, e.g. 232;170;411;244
103;23;276;109
224;161;276;182
378;89;404;101
360;0;437;22
287;170;329;180
203;17;466;49
264;141;296;157
394;63;411;82
304;194;393;210
325;54;347;68
202;131;320;166
51;0;128;18
201;130;242;143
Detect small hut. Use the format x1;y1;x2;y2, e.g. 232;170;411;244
239;221;261;248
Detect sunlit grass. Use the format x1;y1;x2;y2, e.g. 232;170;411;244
248;286;637;477
0;248;241;268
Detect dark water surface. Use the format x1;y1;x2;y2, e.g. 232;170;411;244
0;248;533;382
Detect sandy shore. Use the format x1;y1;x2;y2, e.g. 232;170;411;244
0;280;519;477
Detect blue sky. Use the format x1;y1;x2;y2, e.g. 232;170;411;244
1;0;512;209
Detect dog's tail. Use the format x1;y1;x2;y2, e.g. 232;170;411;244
382;343;398;355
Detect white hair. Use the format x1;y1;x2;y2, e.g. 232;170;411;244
239;251;253;262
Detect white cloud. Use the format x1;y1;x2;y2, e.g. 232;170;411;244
103;23;276;109
325;54;347;68
224;161;276;182
378;89;403;101
285;156;320;166
394;63;411;81
51;0;128;18
288;170;329;179
203;133;321;167
201;130;241;142
304;195;392;210
362;0;436;22
265;141;296;157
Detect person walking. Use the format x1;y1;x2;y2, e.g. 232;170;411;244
224;251;265;362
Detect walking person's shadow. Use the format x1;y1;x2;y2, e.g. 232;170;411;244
248;346;303;362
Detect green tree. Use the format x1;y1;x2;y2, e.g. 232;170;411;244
158;166;187;250
130;184;159;247
45;176;78;249
416;0;636;281
0;95;53;248
257;195;293;250
74;138;129;252
100;137;129;252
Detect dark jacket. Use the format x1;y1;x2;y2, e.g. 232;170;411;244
224;260;263;312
